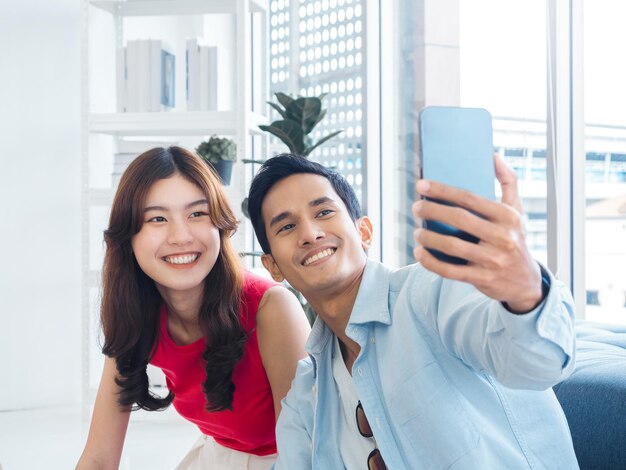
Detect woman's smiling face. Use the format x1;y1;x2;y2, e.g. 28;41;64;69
131;173;221;297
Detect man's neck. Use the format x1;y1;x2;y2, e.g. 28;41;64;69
306;262;366;373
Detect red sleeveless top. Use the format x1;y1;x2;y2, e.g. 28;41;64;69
150;271;278;456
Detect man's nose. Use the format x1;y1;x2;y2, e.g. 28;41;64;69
298;219;325;246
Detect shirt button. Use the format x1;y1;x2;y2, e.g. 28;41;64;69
370;336;376;343
357;367;363;376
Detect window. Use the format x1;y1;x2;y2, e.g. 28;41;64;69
386;0;549;267
460;0;548;266
269;0;368;208
583;0;626;322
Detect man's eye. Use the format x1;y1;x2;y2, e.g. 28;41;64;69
147;216;166;223
277;223;295;234
317;209;334;217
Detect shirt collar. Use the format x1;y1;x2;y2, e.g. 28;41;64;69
348;259;392;326
305;259;392;357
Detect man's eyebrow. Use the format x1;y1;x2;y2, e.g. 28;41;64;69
268;197;337;228
310;196;337;207
269;211;291;228
144;199;208;213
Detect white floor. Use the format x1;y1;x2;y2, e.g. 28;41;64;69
0;405;198;470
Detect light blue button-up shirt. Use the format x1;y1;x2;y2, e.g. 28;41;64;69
273;260;579;469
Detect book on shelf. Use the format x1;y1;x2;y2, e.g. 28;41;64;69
116;46;126;113
117;140;178;154
124;40;139;112
138;39;151;111
111;140;178;186
150;40;162;112
121;39;175;113
186;38;220;111
161;49;175;109
186;38;200;111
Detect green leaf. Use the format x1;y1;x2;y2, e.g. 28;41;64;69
317;92;328;101
310;108;327;130
259;120;305;154
195;136;236;162
286;97;322;134
275;92;294;109
241;197;249;219
267;101;286;119
305;129;343;156
302;135;313;153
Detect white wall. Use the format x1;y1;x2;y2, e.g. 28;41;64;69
0;0;82;409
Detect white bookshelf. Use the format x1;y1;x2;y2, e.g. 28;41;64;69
88;110;269;136
90;0;268;17
80;0;269;417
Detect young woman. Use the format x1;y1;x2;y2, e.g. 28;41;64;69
77;146;310;469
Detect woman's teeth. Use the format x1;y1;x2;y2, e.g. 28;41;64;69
164;254;198;265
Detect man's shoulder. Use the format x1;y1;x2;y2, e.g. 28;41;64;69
292;356;316;389
284;356;317;412
388;262;434;292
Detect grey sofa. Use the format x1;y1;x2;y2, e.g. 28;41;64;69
553;321;626;470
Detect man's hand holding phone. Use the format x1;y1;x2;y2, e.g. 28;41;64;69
413;154;543;314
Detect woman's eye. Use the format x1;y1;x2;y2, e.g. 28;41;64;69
277;223;295;234
190;211;208;218
147;216;166;223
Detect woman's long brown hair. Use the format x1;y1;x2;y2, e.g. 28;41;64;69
100;146;245;412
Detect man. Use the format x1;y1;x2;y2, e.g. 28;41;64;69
247;154;578;469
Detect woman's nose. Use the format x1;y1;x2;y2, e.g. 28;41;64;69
167;221;193;246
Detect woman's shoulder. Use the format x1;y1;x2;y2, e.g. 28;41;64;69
242;269;279;298
239;270;280;323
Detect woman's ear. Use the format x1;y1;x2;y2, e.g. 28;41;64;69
261;254;285;283
357;216;374;250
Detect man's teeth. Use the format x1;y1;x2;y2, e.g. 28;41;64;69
304;248;335;266
165;254;198;265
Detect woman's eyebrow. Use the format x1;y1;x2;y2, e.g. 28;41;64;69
186;199;209;209
143;199;208;213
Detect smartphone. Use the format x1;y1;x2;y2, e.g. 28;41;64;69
418;106;496;265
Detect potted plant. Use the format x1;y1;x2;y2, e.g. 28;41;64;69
259;92;343;156
196;136;237;185
240;92;343;218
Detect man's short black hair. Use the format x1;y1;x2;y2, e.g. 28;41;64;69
248;154;362;254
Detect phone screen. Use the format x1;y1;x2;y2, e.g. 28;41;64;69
418;106;496;265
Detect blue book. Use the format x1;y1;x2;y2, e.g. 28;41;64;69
161;50;175;108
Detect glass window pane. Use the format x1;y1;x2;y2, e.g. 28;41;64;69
268;0;367;209
460;1;548;267
584;1;626;324
391;1;547;267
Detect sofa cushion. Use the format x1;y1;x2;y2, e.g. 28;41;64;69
553;321;626;470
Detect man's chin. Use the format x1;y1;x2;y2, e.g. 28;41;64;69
296;274;344;296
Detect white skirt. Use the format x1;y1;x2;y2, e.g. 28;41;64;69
175;435;277;470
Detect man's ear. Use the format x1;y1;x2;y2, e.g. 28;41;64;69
261;254;285;283
357;216;374;250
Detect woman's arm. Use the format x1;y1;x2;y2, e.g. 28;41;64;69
76;356;132;469
256;285;311;420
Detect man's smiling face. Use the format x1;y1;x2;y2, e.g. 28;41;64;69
260;173;372;298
